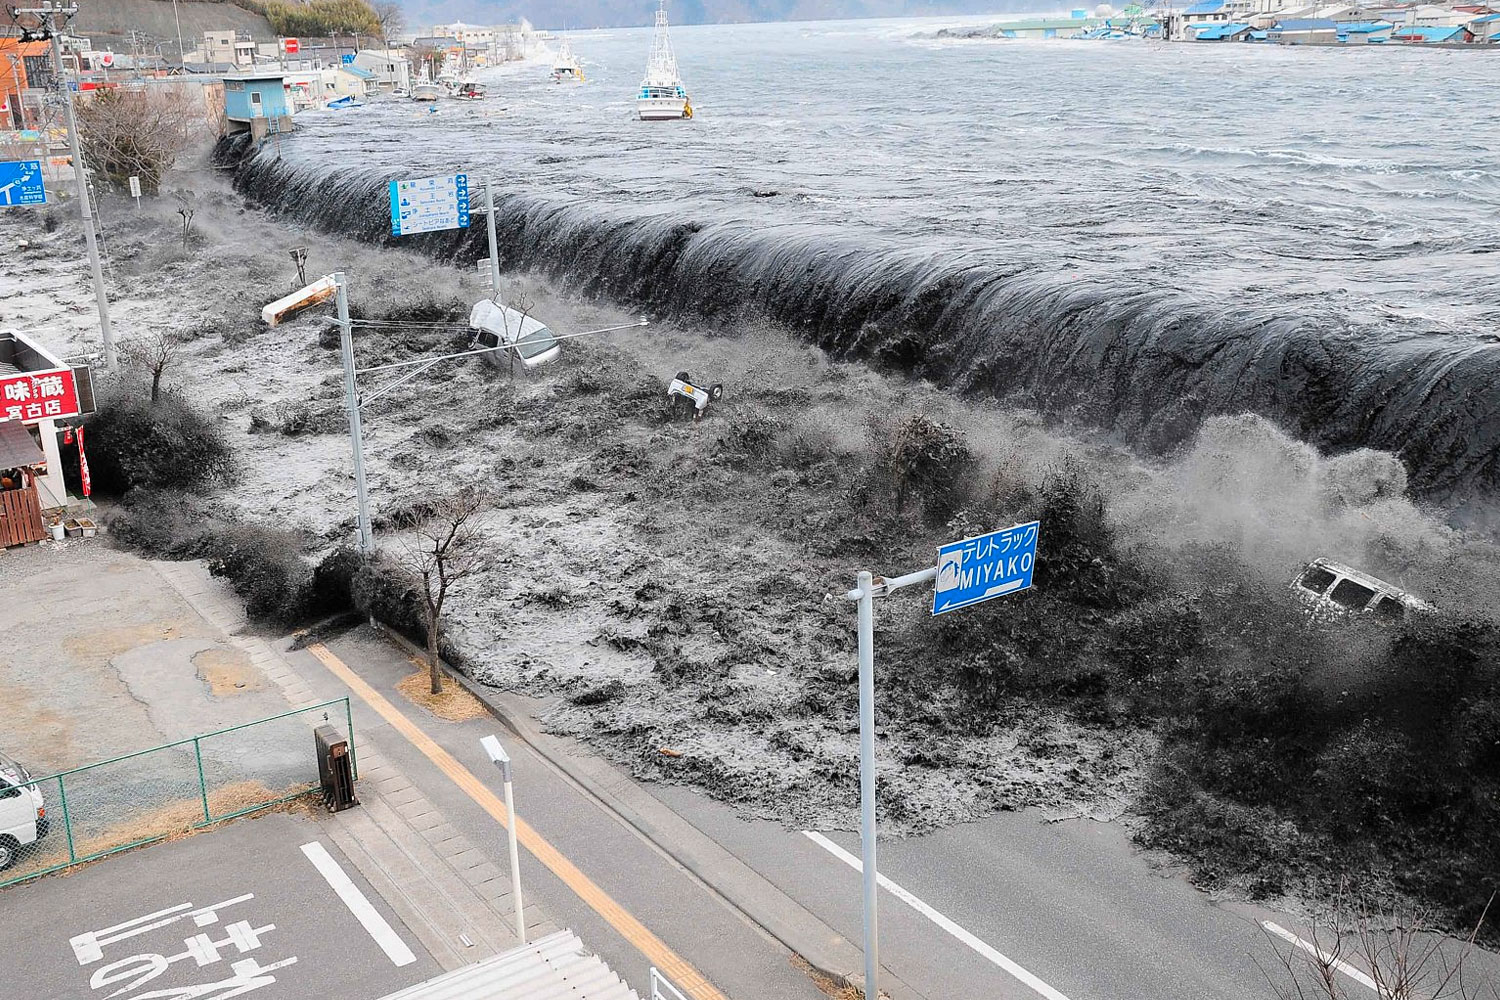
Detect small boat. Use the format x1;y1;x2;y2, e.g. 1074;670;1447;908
552;39;584;82
326;94;363;109
637;0;691;120
454;80;486;100
412;81;442;102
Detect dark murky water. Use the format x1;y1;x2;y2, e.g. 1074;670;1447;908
225;19;1500;499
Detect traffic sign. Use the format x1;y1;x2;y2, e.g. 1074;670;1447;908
388;173;470;236
0;160;46;207
931;520;1040;615
283;37;300;53
341;53;355;64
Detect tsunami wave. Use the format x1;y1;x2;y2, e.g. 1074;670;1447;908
218;135;1500;502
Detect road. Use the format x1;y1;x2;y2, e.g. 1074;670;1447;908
0;811;440;1000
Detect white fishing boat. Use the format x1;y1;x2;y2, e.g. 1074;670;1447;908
551;38;584;82
637;0;691;120
412;81;442;102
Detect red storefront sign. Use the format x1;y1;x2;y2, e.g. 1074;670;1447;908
0;367;80;424
283;37;300;53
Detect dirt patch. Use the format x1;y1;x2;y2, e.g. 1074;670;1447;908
61;622;194;667
0;683;77;768
396;668;491;722
192;647;265;697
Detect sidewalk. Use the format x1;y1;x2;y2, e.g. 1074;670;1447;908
152;559;559;974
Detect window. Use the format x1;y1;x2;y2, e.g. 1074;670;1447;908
514;326;558;360
1372;596;1406;621
1328;578;1376;611
1298;566;1336;595
476;331;499;349
250;92;261;104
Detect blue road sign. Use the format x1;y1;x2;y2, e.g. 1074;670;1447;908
388;173;470;236
932;520;1040;615
341;53;356;64
0;160;47;207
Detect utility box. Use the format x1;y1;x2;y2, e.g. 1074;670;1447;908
314;724;358;812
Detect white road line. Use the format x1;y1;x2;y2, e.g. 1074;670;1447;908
802;830;1072;1000
1261;920;1381;994
300;841;417;967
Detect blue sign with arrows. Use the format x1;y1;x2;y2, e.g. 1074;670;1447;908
932;520;1040;615
388;173;470;236
0;160;47;207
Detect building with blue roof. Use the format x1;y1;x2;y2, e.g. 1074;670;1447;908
1469;12;1500;41
1181;0;1236;21
1390;23;1469;41
1193;21;1254;38
1337;20;1395;42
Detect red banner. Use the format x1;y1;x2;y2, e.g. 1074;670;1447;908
1;367;80;424
77;424;91;498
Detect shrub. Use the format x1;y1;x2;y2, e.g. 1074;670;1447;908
105;489;217;558
878;413;974;524
85;391;232;495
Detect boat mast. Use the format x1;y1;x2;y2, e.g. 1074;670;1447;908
644;0;679;85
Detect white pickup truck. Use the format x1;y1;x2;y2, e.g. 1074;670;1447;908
0;751;48;871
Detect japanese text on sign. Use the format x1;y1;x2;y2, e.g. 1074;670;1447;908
932;520;1041;615
70;893;298;998
1;367;79;424
0;159;47;207
1;368;79;424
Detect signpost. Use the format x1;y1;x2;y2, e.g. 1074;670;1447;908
0;159;46;206
283;37;299;54
341;53;355;64
387;173;470;237
842;519;1042;1000
128;174;141;208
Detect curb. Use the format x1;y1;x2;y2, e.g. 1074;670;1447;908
368;621;921;1000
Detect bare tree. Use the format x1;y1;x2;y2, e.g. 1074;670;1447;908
371;0;405;41
394;487;491;695
1259;889;1498;1000
505;291;534;377
120;330;180;403
74;88;198;195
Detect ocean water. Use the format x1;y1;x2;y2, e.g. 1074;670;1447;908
228;19;1500;499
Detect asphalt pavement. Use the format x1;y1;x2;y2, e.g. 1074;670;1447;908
0;811;440;1000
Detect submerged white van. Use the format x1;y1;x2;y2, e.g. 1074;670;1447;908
1293;558;1432;621
0;751;48;870
469;299;562;370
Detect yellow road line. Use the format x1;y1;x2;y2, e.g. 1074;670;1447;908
307;643;729;1000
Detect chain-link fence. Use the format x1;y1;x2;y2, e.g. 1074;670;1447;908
0;697;356;888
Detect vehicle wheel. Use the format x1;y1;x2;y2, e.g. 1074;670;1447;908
0;836;17;872
709;384;724;401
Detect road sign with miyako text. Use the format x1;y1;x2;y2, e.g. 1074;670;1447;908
388;173;470;236
932;520;1040;615
0;160;46;207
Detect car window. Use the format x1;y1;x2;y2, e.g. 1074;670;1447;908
1329;578;1377;611
477;331;499;349
514;326;558;360
1372;596;1406;621
1299;566;1337;595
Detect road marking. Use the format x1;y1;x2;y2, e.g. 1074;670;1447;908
1261;920;1381;994
307;642;728;1000
300;840;417;967
802;830;1072;1000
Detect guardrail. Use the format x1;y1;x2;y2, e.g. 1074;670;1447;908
0;697;355;889
650;966;691;1000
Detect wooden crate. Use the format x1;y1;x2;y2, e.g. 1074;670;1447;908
0;486;46;547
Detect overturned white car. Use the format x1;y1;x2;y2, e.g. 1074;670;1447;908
1293;558;1432;621
469;299;562;370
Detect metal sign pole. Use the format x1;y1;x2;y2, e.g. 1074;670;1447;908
485;177;502;303
481;735;526;943
855;569;879;1000
334;272;373;553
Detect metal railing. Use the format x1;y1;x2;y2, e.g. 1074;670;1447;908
0;697;355;889
650;967;691;1000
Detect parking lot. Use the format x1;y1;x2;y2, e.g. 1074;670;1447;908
0;811;440;1000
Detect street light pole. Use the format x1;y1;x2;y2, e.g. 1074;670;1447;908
26;3;117;371
480;734;526;943
334;272;373;553
485;177;502;303
855;570;879;1000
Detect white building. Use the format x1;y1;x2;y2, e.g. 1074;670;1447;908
353;49;412;91
197;30;257;68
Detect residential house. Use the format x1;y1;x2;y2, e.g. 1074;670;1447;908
1337;20;1395;40
1390;23;1471;38
1469;11;1500;38
1409;3;1474;24
353;49;412;92
1267;16;1340;40
221;73;294;139
0;38;52;129
198;30;257;68
1182;0;1236;22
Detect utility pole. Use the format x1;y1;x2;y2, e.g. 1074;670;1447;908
170;0;186;67
334;272;374;554
19;2;116;370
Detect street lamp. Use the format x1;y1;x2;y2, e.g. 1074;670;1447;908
480;733;526;943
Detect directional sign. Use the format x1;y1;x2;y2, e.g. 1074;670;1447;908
341;53;356;64
388;173;470;236
932;520;1040;615
0;159;46;207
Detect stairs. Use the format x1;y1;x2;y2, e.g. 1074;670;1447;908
376;930;640;1000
